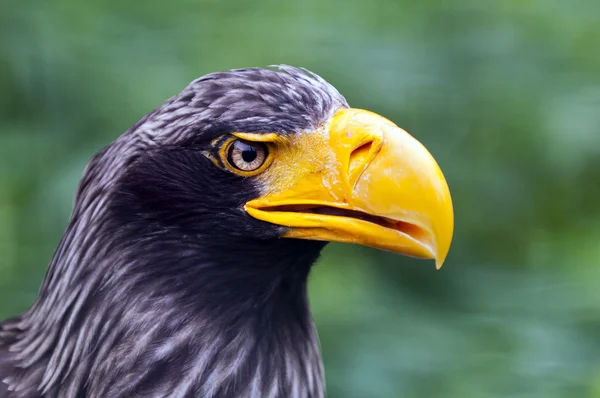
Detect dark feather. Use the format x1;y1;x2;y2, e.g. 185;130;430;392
0;66;347;397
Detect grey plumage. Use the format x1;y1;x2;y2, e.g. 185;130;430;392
0;66;349;397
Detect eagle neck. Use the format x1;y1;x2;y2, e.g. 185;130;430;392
7;220;327;397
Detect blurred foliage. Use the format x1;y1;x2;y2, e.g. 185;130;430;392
1;0;600;397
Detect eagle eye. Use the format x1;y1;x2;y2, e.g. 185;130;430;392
226;139;269;173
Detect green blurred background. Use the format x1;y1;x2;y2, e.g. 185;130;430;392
1;0;599;397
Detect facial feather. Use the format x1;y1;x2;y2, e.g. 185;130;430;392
1;66;346;398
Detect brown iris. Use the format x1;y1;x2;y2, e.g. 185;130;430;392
227;139;268;172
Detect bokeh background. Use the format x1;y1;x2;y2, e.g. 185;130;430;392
1;0;600;397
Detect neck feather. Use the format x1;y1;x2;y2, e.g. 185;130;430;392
3;165;326;398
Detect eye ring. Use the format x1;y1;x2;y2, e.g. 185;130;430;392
226;139;269;174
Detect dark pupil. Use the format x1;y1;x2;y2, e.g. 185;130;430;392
241;144;257;163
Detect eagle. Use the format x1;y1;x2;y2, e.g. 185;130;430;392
0;66;453;398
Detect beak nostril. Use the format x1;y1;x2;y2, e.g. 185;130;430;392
349;141;374;176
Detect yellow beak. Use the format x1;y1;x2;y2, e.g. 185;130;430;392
245;108;454;268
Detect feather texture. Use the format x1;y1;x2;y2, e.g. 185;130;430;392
1;66;348;397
